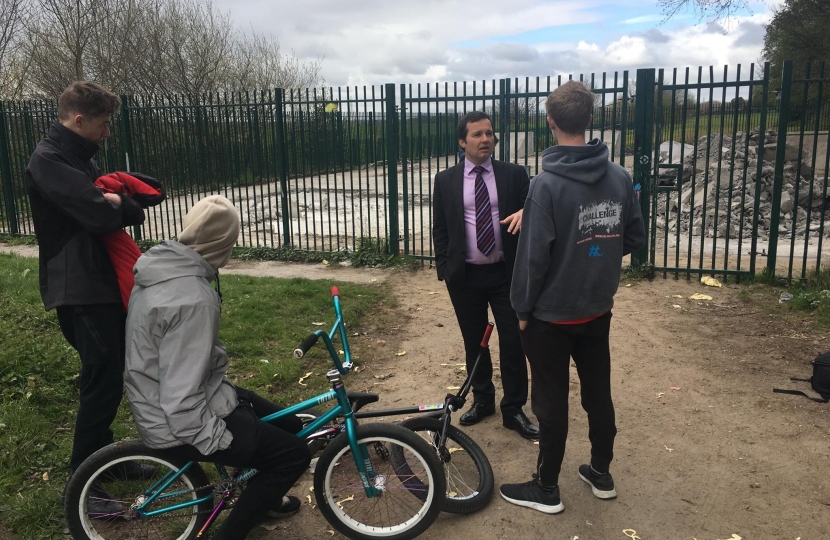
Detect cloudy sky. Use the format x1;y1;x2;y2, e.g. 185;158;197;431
214;0;782;88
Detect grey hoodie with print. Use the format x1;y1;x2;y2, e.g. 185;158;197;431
510;139;645;322
124;240;238;455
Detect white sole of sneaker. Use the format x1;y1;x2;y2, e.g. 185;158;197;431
499;491;565;514
578;472;617;499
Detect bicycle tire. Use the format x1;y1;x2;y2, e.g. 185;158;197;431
313;423;445;540
65;439;213;540
400;417;494;514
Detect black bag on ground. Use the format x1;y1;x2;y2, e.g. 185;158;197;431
773;351;830;403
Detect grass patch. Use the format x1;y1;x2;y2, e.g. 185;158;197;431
733;266;830;328
778;267;830;327
0;234;37;246
0;251;397;539
233;238;421;270
620;262;654;280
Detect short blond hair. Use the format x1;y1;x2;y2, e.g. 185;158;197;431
58;81;121;121
545;80;595;136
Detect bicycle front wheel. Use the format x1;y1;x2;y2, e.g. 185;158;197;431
401;417;494;514
64;439;213;540
314;423;445;540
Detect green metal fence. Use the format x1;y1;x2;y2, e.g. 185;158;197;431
638;61;830;281
768;61;830;280
1;61;829;280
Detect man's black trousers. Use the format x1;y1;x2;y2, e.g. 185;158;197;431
519;312;617;486
56;303;126;472
445;261;528;414
164;387;311;540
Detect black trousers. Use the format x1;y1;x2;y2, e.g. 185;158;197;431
520;312;617;486
56;303;126;472
446;262;528;414
164;387;310;540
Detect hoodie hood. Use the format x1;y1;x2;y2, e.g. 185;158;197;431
541;138;609;185
133;240;215;288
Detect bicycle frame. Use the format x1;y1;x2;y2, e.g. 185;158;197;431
133;286;382;524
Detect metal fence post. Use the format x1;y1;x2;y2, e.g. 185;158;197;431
274;88;292;247
767;60;793;276
118;95;141;240
384;83;399;255
620;71;629;169
498;79;510;162
749;62;771;276
0;101;19;234
399;83;409;255
631;69;655;266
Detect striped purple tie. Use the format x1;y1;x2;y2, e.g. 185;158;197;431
472;165;496;256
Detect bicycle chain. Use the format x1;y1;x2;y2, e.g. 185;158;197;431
121;479;243;521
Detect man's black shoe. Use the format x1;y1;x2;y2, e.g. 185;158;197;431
459;403;495;426
502;411;540;439
86;482;125;520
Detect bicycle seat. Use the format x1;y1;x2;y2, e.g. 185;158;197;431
347;391;379;412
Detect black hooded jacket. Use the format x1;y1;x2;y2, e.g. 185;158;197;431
26;122;145;310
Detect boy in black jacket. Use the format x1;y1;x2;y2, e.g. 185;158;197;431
26;82;153;509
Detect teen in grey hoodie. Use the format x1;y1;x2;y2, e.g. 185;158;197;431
510;139;644;322
500;81;644;516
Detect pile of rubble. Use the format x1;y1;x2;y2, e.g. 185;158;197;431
654;129;828;240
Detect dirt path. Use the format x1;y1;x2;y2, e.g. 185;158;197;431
263;270;829;540
2;244;827;539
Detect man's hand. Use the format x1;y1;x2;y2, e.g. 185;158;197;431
518;320;528;331
500;209;523;234
103;193;122;207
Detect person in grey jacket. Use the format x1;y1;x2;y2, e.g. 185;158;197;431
124;195;309;540
500;81;645;515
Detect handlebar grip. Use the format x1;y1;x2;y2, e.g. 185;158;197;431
331;286;340;298
479;322;495;348
294;333;320;358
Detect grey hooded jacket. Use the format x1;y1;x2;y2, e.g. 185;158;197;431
124;240;238;454
510;139;645;322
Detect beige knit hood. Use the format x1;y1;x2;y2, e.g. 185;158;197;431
178;195;239;269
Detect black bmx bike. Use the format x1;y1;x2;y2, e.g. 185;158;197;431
300;322;497;514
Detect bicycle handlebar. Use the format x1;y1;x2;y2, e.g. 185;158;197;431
293;333;320;358
479;322;495;348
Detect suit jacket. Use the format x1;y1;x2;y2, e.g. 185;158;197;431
433;159;530;286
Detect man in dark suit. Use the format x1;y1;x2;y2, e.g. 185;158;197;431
432;111;538;439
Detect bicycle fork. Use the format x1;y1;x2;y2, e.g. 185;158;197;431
330;369;383;498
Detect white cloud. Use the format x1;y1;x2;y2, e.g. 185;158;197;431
213;1;775;87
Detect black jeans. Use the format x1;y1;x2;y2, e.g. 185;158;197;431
56;303;126;472
164;387;310;540
519;312;616;486
446;262;528;414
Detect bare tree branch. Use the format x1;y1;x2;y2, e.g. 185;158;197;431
657;0;751;21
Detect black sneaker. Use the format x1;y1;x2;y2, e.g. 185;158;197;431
264;495;301;519
86;482;125;520
578;464;617;499
499;475;564;514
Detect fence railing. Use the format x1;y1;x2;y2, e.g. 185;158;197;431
2;61;830;280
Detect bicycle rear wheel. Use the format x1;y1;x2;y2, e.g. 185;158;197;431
65;439;213;540
314;423;445;540
400;417;494;514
